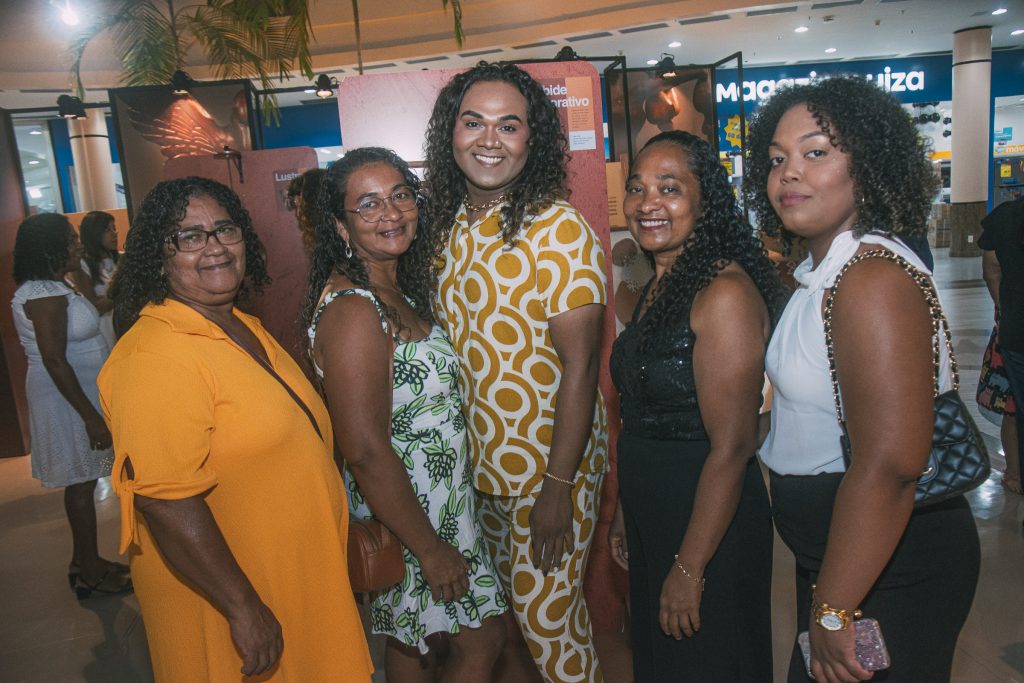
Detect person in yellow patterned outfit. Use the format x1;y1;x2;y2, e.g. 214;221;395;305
424;62;608;683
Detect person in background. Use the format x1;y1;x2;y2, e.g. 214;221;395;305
424;61;608;683
287;168;326;252
746;76;980;682
67;210;118;346
304;146;507;681
980;196;1024;498
99;176;371;682
608;131;785;682
11;213;130;597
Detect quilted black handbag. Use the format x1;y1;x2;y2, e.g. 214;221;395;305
824;249;991;507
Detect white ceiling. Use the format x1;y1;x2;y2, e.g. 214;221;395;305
0;0;1021;110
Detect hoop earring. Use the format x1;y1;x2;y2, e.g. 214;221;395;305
344;240;353;259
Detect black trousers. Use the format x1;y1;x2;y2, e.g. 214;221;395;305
770;472;980;682
619;433;773;682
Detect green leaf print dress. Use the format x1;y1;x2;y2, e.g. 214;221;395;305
309;288;508;653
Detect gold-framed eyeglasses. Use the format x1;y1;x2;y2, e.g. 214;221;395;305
345;187;419;223
165;223;244;252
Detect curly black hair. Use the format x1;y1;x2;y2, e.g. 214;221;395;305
78;210;118;284
109;176;270;329
631;131;787;347
300;147;435;336
287;168;326;253
423;61;569;256
743;75;939;246
13;213;74;284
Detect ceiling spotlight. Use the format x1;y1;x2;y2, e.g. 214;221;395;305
668;40;682;48
29;129;43;135
314;74;337;99
825;47;838;54
554;46;580;61
28;160;40;165
56;94;86;119
60;1;79;25
654;53;679;79
794;25;809;33
646;58;658;66
992;8;1007;15
170;70;195;96
1012;28;1024;36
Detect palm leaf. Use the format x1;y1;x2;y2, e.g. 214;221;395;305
113;2;182;86
442;0;464;47
67;0;461;125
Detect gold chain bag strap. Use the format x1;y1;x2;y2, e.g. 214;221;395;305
824;249;990;507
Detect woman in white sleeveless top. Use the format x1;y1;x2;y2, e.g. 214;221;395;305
745;76;979;682
67;210;118;347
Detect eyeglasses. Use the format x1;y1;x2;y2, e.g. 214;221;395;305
345;187;419;223
165;224;244;252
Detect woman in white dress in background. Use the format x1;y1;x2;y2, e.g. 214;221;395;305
12;213;130;598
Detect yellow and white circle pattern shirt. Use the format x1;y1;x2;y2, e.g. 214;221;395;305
435;199;609;497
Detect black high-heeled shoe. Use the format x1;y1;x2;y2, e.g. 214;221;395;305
68;561;129;590
74;567;133;599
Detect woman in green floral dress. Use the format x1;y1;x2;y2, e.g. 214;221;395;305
303;147;508;680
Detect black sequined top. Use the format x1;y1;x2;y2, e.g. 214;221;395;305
610;283;708;441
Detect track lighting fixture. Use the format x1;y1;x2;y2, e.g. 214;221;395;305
56;94;86;119
314;74;338;99
654;53;678;79
171;70;195;96
554;46;580;61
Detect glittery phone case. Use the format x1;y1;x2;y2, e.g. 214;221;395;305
798;618;891;676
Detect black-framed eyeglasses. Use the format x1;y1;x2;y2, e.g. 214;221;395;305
345;187;419;223
165;224;244;252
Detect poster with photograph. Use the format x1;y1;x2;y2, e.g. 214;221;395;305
605;66;716;165
109;80;256;216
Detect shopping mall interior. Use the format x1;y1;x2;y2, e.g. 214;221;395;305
0;1;1022;681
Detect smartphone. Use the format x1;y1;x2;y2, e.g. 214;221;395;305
798;618;891;677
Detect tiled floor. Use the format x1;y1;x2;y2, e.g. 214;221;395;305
0;248;1021;682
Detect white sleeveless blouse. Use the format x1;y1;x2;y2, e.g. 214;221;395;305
759;231;953;476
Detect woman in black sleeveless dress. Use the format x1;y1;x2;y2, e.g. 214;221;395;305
609;131;786;682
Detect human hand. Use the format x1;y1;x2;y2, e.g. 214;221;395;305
529;480;574;574
227;598;284;677
808;623;873;682
418;540;469;602
608;501;629;571
85;416;112;451
659;562;704;639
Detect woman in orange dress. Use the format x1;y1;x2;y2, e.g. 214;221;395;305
98;176;372;682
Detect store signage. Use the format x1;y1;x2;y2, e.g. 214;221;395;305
716;66;926;103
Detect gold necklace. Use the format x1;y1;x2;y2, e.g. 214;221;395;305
464;194;507;213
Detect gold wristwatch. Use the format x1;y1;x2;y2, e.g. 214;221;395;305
810;584;862;631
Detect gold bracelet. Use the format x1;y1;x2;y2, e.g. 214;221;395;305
543;471;574;486
673;555;705;591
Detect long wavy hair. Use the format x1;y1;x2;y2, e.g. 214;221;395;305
743;75;939;248
300;147;434;336
632;131;787;347
109;176;270;330
13;213;74;284
423;61;569;258
78;210;118;284
287;168;326;253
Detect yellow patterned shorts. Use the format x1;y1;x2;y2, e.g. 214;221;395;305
477;472;604;683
